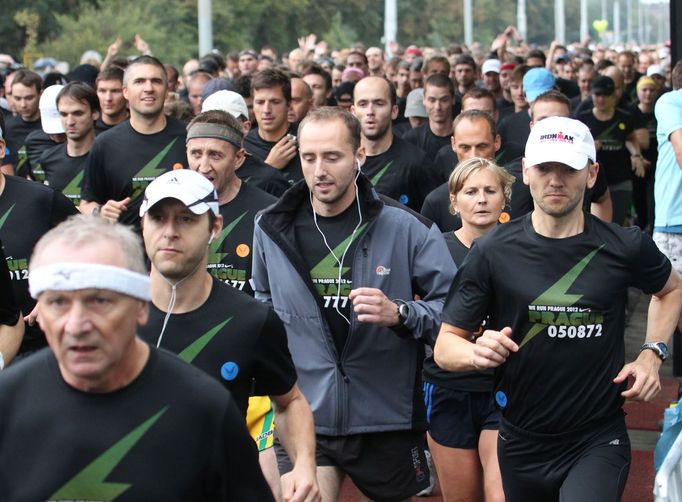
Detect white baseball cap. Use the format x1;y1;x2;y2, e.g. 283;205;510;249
481;59;501;74
646;64;665;78
524;116;596;171
201;90;249;120
139;169;219;217
40;84;65;135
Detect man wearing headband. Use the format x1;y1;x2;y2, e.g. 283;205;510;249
435;116;682;501
137;169;319;502
0;214;272;500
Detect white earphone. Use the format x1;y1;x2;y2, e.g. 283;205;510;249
208;231;216;245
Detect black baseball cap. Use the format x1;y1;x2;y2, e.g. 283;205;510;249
591;75;615;96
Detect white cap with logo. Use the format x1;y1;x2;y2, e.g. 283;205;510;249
524;116;596;171
201;90;249;120
40;84;65;135
139;169;219;217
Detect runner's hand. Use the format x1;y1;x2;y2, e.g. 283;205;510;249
349;287;400;327
472;327;517;369
614;350;662;401
265;136;297;170
100;197;131;222
280;463;320;502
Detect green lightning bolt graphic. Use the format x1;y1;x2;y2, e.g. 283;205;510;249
129;138;179;200
596;121;623;141
0;203;15;231
519;244;605;348
178;318;232;363
50;407;168;500
370;161;394;186
209;211;248;264
310;223;368;278
62;171;85;205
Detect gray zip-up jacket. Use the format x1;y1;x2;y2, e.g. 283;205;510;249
251;176;455;435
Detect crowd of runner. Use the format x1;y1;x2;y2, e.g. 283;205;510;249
0;29;681;501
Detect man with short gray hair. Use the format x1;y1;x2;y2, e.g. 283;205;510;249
0;214;273;501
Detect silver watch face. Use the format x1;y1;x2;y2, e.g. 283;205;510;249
399;303;409;320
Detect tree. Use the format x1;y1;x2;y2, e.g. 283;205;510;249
36;0;196;67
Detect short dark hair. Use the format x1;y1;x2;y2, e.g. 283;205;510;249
423;55;451;75
96;66;124;86
425;73;454;97
124;55;167;86
11;69;42;93
530;90;571;119
526;49;547;66
346;50;368;66
300;62;332;91
454;54;476;70
165;64;179;83
397;60;411;72
57;81;100;113
234;75;252;98
409;58;424;73
462;87;497;112
453;109;497;138
298;107;361;153
251;68;291;103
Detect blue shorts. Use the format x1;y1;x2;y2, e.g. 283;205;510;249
424;382;501;449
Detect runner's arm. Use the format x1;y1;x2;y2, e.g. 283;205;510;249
434;322;517;372
614;267;682;401
271;385;320;502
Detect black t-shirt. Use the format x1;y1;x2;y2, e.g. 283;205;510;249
497;109;530;165
0;175;78;352
139;278;297;416
424;231;494;391
94;117;120;135
0;347;273;501
81;118;187;227
295;200;368;355
362;135;440;211
433;145;458;182
36;143;89;206
402;123;453;162
4;115;41;176
24;129;61;181
442;213;671;433
576;108;635;185
209;182;276;296
244;126;303;183
0;238;20;327
237;153;290;197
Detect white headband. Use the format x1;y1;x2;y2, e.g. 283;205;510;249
29;263;151;301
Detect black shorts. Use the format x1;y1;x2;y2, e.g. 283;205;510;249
276;430;430;501
424;382;501;448
497;415;631;502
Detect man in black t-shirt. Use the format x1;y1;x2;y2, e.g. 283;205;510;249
94;66;129;133
252;107;455;502
0;215;272;501
351;76;439;211
434;116;682;501
0;238;23;369
138;169;319;501
244;68;302;182
0;113;78;356
576;75;643;225
80;56;187;228
2;69;42;176
36;82;99;206
403;74;455;161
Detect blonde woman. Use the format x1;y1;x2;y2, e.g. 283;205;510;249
424;157;514;502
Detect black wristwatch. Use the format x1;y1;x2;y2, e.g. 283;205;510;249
394;300;410;326
640;341;669;361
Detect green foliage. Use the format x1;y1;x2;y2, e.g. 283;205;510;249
322;13;360;50
35;0;196;67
